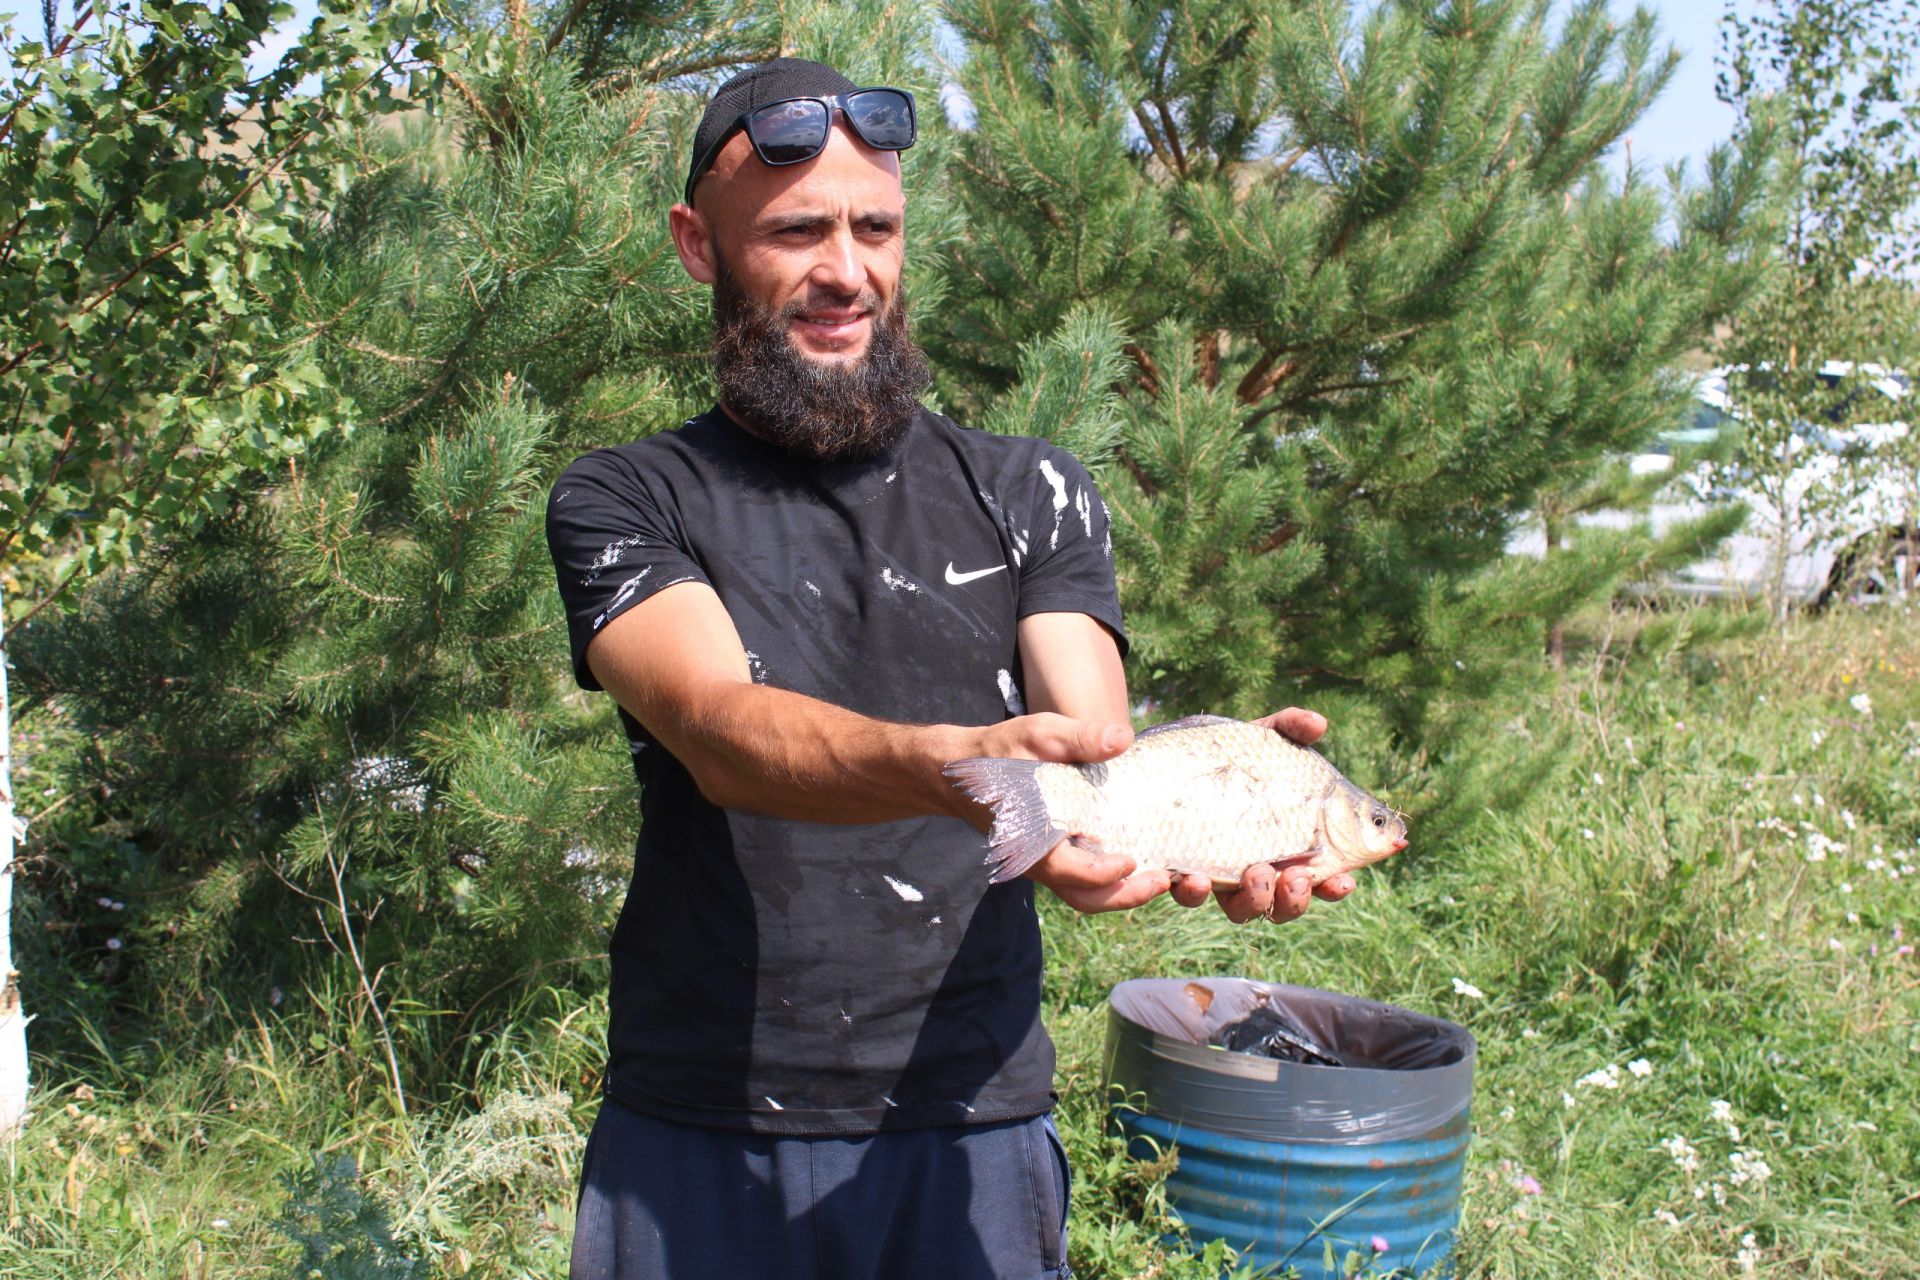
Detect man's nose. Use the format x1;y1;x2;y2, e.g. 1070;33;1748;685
808;226;865;298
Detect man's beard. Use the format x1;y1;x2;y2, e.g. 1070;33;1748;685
709;257;931;464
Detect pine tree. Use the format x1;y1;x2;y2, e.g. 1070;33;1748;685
929;0;1780;823
15;0;1789;1076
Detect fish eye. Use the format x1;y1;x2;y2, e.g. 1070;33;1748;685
1372;814;1385;828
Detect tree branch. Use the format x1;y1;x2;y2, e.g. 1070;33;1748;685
545;0;597;52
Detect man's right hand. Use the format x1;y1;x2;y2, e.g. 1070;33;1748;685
954;712;1176;913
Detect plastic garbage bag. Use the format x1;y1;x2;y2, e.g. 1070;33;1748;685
1105;977;1475;1143
1212;1002;1345;1067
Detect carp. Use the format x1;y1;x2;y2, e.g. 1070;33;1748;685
945;715;1408;888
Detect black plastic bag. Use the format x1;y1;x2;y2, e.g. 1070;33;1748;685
1213;1003;1346;1067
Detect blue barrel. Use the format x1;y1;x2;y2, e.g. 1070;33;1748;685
1105;978;1475;1278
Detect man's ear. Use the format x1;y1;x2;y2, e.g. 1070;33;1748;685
668;201;718;285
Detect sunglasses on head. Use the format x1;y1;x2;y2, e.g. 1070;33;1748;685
684;87;918;203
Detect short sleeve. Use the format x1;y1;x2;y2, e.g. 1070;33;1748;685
1015;445;1128;659
546;449;712;690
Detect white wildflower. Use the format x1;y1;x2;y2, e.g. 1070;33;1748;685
1850;692;1872;716
1662;1134;1700;1173
1813;792;1826;808
1576;1063;1623;1090
1627;1058;1653;1078
1728;1151;1773;1187
1841;809;1856;831
1828;937;1844;952
1847;911;1860;924
1592;772;1604;785
1792;793;1805;806
1710;1099;1735;1122
1652;1208;1681;1228
1581;827;1596;841
1840;881;1853;894
1451;977;1485;1000
1804;830;1847;862
1562;1091;1577;1109
1811;728;1826;747
1737;1232;1759;1273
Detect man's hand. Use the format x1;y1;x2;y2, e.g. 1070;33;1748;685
1163;707;1357;924
1027;842;1173;914
961;710;1174;913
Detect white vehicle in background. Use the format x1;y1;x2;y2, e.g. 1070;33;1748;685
1521;362;1914;607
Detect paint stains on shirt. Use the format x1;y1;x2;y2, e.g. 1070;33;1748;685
582;533;645;586
996;668;1026;715
883;875;925;902
591;566;653;631
1038;458;1069;550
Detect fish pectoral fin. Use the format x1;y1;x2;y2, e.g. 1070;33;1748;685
943;756;1063;884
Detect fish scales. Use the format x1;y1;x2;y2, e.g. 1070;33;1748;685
945;715;1408;889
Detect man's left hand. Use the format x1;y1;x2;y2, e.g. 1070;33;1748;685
1164;706;1357;923
1026;841;1173;914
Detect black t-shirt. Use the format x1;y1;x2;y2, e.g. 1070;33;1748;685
545;405;1125;1135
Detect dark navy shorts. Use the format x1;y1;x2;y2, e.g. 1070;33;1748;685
569;1098;1073;1279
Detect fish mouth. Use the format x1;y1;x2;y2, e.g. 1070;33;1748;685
1390;837;1409;852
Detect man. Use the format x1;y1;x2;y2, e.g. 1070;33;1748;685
545;58;1354;1280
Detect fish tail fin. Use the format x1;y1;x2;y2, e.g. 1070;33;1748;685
943;757;1065;884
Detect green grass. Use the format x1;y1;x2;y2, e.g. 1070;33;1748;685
4;604;1918;1278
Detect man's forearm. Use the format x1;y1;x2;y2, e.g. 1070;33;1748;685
582;584;1124;831
674;679;983;826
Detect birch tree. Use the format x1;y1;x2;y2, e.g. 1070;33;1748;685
1715;0;1920;615
0;0;425;1133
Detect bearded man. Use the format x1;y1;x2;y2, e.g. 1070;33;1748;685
545;58;1354;1280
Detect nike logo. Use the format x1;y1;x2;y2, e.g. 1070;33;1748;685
944;562;1008;586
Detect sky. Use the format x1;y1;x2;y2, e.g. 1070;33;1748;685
2;0;1742;177
1617;4;1743;177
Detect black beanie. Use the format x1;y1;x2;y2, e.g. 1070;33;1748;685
684;58;859;203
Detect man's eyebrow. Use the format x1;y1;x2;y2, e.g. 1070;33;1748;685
758;212;836;234
755;209;903;233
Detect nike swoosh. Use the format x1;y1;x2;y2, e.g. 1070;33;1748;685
945;562;1008;586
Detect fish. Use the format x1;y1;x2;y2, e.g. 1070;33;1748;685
943;714;1408;888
